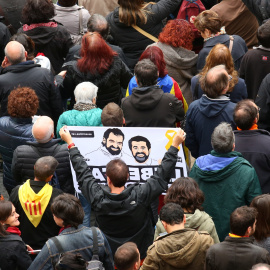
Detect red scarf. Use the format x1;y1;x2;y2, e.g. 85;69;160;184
23;22;57;31
59;225;71;235
6;226;21;236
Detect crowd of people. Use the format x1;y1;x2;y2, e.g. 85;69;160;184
1;0;270;269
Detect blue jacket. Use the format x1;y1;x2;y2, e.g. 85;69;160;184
0;116;34;193
185;95;236;158
29;225;114;270
191;75;247;103
197;34;247;71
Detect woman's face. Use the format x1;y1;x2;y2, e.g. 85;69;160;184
4;205;20;227
53;214;64;227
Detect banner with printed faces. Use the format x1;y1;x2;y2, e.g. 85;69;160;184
67;126;187;193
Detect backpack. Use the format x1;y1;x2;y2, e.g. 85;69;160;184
176;0;206;38
51;227;105;270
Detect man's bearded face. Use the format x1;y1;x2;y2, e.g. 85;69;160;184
131;141;150;163
103;133;123;155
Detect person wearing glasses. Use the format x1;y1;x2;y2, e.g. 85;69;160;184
185;65;236;158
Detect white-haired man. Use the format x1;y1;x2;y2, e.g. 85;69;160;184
11;116;74;194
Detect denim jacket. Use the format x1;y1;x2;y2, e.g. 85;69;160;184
28;225;114;270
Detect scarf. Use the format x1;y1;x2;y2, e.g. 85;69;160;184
204;26;226;42
73;102;97;111
18;180;53;227
237;123;258;131
229;233;249;238
6;226;21;236
23;22;57;31
59;225;72;235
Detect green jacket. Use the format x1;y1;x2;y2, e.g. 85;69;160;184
189;151;262;241
154;209;219;243
56;108;102;137
142;228;214;270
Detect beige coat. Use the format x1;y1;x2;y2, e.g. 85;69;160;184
141;228;214;270
78;0;118;17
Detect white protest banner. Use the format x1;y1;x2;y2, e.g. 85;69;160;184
67;126;187;193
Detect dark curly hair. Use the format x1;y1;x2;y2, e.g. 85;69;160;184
164;177;204;212
22;0;55;25
159;19;195;50
8;87;39;118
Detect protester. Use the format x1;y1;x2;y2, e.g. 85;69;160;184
251;194;270;253
186;65;236;158
0;200;32;270
0;22;11;62
18;0;73;73
59;126;186;259
191;44;247;103
194;10;247;71
10;156;63;250
149;19;198;104
206;206;270;270
190;123;261;241
142;203;214;270
59;32;132;109
240;20;270;100
106;0;182;70
234;99;270;194
154;177;219;243
29;194;114;270
101;102;125;127
0;87;38;194
126;46;188;114
122;59;185;127
12;116;74;194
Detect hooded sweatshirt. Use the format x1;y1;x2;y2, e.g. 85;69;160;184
154;209;219;243
189;150;261;241
141;228;214;270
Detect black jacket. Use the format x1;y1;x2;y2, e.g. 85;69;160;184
256;73;270;132
69;145;179;259
12;139;75;194
106;0;182;70
121;85;184;127
60;56;132;109
234;129;270;193
0;61;63;125
242;0;270;25
0;233;32;270
18;22;73;73
0;22;11;62
9;180;63;250
206;236;270;270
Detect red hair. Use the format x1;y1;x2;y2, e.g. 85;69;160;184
77;32;117;75
159;19;194;50
139;46;168;78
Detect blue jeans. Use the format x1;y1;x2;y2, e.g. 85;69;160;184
78;193;91;227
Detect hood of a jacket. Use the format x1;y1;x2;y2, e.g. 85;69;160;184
129;86;164;110
23;23;59;45
192;151;250;182
0;61;40;75
185;209;211;229
155;229;201;268
156;43;198;69
54;4;82;12
198;95;231;118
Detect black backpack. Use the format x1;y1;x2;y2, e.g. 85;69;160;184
51;227;104;270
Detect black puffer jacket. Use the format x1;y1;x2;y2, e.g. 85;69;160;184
18;22;73;73
106;0;182;70
242;0;270;25
0;233;32;270
60;56;132;109
0;61;63;125
12;139;74;194
0;22;11;62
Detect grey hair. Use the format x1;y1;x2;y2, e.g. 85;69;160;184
74;82;98;104
252;264;270;270
4;42;25;65
33;119;54;143
211;122;235;153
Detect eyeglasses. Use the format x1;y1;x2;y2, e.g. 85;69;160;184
228;75;232;81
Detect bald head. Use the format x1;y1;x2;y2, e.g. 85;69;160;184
201;65;229;98
32;116;54;143
4;41;27;65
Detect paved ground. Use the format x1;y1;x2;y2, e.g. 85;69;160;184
0;172;9;200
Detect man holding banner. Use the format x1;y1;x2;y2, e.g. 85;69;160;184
59;126;186;259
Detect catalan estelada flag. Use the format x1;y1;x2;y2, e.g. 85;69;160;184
18;180;53;227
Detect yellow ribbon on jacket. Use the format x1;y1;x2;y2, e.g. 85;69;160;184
18;180;53;228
